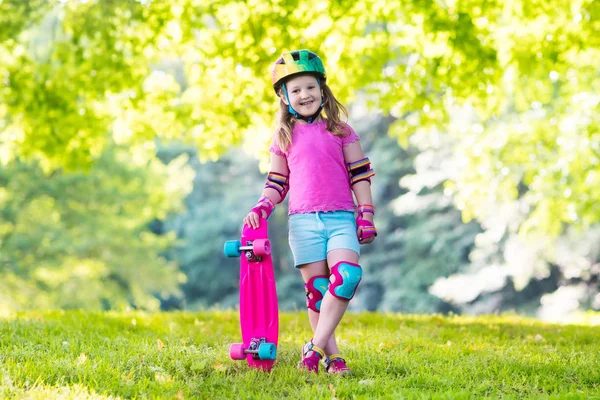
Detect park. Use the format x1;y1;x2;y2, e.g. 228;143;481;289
1;0;598;398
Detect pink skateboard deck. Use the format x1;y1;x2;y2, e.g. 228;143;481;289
224;217;279;371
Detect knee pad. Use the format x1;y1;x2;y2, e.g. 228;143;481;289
305;275;330;312
329;261;362;300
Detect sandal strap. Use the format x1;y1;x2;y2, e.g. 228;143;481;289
304;340;325;359
325;354;349;373
310;345;325;358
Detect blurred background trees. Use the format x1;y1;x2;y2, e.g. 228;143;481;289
1;0;598;320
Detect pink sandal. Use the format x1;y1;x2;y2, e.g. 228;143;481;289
324;354;351;375
299;340;325;373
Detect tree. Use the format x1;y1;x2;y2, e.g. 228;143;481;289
159;145;304;310
354;116;481;313
0;146;192;310
2;0;598;314
3;0;597;237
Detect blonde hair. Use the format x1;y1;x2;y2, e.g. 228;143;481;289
274;82;349;153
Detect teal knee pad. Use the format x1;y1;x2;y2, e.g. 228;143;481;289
329;262;362;300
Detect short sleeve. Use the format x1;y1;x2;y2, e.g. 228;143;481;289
269;137;286;157
341;123;360;147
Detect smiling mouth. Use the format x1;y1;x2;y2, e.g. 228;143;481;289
300;100;314;106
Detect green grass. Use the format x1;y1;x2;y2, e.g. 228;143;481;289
0;311;598;399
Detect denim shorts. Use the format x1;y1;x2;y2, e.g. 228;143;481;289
288;211;360;267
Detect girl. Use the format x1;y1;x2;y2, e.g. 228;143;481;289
244;49;377;375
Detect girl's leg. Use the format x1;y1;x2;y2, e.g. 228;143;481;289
298;260;339;356
310;248;359;351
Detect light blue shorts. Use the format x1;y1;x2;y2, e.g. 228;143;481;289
288;211;360;268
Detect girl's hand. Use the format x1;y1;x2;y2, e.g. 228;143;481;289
243;211;261;229
356;213;376;244
357;227;376;244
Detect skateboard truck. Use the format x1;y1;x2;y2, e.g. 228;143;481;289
229;337;277;361
241;240;266;262
224;239;271;262
246;337;274;359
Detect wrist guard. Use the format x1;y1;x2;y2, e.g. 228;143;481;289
356;204;377;240
250;197;275;219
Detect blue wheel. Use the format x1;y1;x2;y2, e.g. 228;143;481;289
224;240;241;257
258;343;276;360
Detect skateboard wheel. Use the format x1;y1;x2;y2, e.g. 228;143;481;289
252;239;271;256
229;343;245;360
224;240;242;257
257;343;276;360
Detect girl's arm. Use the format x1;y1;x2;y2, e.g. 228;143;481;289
343;141;376;244
244;153;290;229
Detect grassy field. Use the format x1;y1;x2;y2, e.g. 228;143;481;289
0;311;598;399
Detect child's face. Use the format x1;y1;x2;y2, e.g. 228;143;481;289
282;75;322;118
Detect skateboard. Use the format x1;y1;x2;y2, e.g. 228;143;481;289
223;217;278;371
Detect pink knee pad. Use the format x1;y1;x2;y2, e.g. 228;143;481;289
329;261;363;300
305;275;330;312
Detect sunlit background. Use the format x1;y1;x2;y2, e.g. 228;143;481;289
1;0;598;325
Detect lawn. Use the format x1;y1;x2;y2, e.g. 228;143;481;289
0;311;598;399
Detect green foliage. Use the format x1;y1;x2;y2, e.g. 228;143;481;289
2;0;597;236
161;147;262;309
1;311;599;398
0;0;184;170
160;145;305;311
1;1;598;313
438;0;600;235
356;117;481;313
0;147;192;311
0;1;48;44
405;127;600;318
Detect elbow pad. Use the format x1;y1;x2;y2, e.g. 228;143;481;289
347;157;374;186
264;171;289;203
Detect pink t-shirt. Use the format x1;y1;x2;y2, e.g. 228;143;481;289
269;120;360;215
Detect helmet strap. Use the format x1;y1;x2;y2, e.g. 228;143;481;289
281;83;299;119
